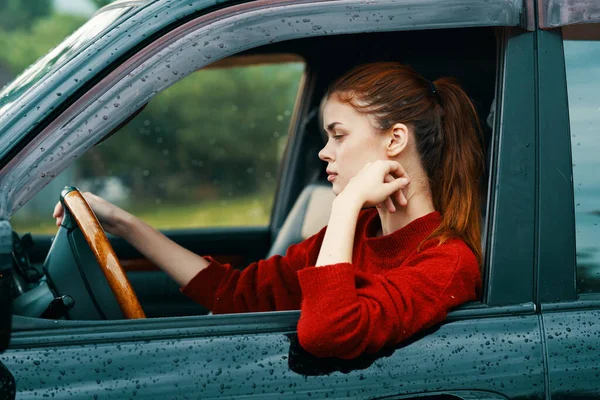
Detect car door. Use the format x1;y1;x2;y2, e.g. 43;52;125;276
0;0;546;399
535;5;600;398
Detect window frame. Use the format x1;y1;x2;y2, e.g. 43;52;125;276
484;27;538;307
535;27;577;306
3;0;536;334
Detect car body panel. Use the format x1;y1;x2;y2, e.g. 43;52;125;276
3;312;544;399
539;0;600;29
542;309;600;398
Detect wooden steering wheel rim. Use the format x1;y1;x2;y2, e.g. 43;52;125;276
61;187;146;319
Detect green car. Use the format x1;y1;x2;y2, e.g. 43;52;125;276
1;0;600;398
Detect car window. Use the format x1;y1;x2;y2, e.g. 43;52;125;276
10;56;305;233
563;25;600;294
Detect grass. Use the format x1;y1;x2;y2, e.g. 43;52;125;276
11;193;274;235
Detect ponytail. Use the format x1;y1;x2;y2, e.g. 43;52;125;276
428;78;484;266
329;63;485;266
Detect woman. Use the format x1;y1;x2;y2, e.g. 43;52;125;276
53;62;483;360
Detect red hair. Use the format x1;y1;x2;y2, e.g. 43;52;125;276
329;62;484;265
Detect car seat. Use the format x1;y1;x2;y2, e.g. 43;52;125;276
267;182;335;257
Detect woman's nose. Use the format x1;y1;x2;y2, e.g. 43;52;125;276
318;142;333;162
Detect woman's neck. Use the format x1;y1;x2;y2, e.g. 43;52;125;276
376;187;436;237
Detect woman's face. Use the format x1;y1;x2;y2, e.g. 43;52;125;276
319;95;389;195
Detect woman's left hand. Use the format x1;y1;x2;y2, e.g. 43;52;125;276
340;160;410;212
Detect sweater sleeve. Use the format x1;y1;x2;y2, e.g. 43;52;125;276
180;229;325;314
296;241;481;359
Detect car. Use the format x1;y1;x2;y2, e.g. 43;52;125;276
1;0;600;398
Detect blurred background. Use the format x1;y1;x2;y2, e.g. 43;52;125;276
1;0;305;233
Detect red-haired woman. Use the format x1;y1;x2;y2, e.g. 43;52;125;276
53;62;484;360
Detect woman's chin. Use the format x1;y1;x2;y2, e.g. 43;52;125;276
330;182;342;196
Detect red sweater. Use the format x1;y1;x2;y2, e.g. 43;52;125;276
181;209;481;359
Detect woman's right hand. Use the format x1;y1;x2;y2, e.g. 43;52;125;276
52;191;130;237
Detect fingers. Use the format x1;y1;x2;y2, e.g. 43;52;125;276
357;160;410;211
397;189;407;207
395;178;408;206
373;160;409;181
52;202;62;218
385;177;409;210
53;202;63;226
52;191;100;227
386;176;409;191
381;174;396;212
383;173;409;210
383;196;396;213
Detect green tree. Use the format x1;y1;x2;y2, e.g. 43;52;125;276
0;0;52;31
88;63;304;203
0;13;87;74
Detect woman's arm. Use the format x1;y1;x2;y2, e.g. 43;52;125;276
119;213;210;287
54;192;209;287
315;194;361;266
54;191;325;312
316;160;409;267
298;242;481;359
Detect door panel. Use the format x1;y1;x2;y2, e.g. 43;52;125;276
1;313;544;399
16;226;271;318
123;227;272;317
117;226;271;316
543;308;600;399
24;227;271;266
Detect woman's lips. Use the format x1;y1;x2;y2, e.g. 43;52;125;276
327;174;337;182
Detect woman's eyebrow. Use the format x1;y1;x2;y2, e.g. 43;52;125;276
325;122;342;132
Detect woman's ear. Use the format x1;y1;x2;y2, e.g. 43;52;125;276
386;123;409;157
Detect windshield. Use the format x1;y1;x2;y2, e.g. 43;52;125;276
0;7;131;115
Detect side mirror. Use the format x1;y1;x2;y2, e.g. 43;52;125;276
0;221;13;352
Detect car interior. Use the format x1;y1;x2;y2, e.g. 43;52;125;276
12;26;498;322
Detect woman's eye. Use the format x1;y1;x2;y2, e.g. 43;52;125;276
332;135;343;141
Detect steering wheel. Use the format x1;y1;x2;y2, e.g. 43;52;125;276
59;187;145;319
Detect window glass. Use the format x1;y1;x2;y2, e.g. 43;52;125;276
564;26;600;294
11;57;305;233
